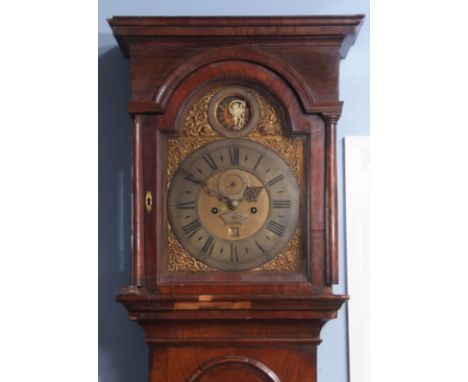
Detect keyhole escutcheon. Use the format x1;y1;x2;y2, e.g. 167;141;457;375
145;191;152;213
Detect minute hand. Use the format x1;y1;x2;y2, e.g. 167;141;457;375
202;183;230;203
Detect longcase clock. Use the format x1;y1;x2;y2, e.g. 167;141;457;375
109;15;364;382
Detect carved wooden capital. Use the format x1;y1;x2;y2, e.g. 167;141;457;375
120;285;146;295
322;113;341;126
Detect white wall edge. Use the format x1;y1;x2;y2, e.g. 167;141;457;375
344;136;369;382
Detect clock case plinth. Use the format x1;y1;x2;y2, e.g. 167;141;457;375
109;16;363;382
118;291;347;381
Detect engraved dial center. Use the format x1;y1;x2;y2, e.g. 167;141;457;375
218;170;249;200
198;169;269;240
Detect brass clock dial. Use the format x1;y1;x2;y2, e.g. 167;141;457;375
167;139;300;271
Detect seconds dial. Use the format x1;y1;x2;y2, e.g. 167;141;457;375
167;139;300;271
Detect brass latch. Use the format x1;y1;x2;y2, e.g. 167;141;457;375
145;191;152;213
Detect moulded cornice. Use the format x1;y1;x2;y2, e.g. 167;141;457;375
108;15;364;59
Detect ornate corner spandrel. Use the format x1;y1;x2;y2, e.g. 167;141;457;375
249;136;304;189
253;225;303;272
249;91;283;137
182;90;218;137
167;225;216;272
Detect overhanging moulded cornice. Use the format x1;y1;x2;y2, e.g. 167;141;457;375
108;15;364;59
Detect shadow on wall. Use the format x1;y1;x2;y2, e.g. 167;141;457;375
98;42;148;382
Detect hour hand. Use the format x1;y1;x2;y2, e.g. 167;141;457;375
203;183;229;203
243;186;264;202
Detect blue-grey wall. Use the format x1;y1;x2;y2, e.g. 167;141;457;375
98;2;369;382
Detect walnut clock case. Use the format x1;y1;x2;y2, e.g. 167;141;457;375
109;16;364;382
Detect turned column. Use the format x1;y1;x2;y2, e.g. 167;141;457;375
131;114;145;287
323;113;341;285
